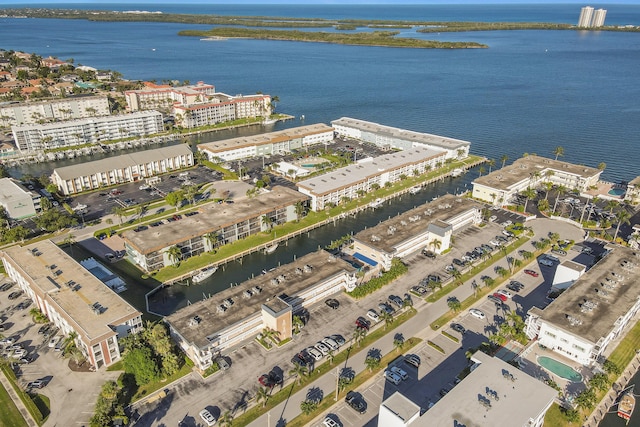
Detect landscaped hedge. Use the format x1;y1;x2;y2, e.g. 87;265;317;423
347;258;408;299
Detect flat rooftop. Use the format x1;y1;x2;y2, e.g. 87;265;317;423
421;352;556;426
539;246;640;344
12;110;161;132
0;177;31;200
122;186;308;254
2;240;141;344
297;146;445;196
354;194;482;254
331;117;471;150
53;143;192;181
196;123;333;154
165;250;356;349
473;155;601;191
381;392;421;423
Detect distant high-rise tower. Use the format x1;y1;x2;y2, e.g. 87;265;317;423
578;6;594;27
592;8;607;27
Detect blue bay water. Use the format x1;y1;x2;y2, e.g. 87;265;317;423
1;3;640;183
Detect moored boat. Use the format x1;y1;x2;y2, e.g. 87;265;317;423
264;243;279;254
409;186;421;194
192;266;217;284
618;385;635;423
369;198;383;209
451;168;464;177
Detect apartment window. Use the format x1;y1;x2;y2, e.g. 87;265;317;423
545;331;557;339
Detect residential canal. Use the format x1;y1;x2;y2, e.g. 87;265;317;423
143;169;480;316
599;367;640;427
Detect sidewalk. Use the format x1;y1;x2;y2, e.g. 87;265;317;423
0;368;39;427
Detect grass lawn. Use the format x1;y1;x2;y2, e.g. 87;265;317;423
132;359;194;402
608;319;640;369
0;381;28;427
0;364;47;426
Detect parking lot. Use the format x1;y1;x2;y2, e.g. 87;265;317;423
0;277;119;427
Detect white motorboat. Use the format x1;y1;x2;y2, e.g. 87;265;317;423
192;266;217;284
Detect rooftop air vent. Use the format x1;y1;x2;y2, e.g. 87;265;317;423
189;315;202;327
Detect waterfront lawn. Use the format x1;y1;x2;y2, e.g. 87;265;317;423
0;381;28;427
608;319;640;370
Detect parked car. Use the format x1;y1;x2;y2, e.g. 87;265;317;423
366;309;380;323
8;290;23;300
388;295;403;308
469;309;486;320
411;285;427;296
506;283;522;292
488;294;503;304
496;289;512;299
355;317;370;330
199;409;217;427
345;391;367;414
422;249;436;258
378;303;394;315
216;356;230;370
48;335;61;348
315;342;330;356
452;258;465;267
403;354;421;368
306;347;323;361
384;370;402;385
551;248;567;256
492;292;508;302
322;417;339;427
524;269;539;277
539;258;554;267
27;380;45;389
16;300;32;310
330;334;346;347
0;282;14;292
322;337;339;351
451;323;466;334
390;366;408;380
325;298;340;310
259;373;277;388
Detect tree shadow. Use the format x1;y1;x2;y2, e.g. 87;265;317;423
306;386;323;403
367;348;382;361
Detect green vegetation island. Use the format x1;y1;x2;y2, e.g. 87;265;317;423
2;8;637;49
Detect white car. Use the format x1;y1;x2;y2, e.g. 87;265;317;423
139;184;150;190
390;366;408;380
199;409;217;426
322;337;339;351
489;215;497;222
501;220;513;227
315;342;330;355
366;309;380;323
306;347;323;361
322;417;339;427
48;335;61;348
384;370;402;385
489;240;500;247
496;289;512;299
469;309;486;320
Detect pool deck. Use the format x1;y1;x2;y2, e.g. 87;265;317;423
583;180;626;201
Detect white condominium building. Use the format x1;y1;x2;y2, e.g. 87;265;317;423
592;8;607;27
578;6;594;27
0;95;110;126
173;93;271;129
331;117;471;159
12;111;163;153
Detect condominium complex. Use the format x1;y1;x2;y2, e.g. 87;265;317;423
379;352;556;427
174;93;271;129
51;144;193;195
0;177;42;219
472;155;602;206
122;186;308;272
525;246;640;366
578;6;607;27
165;250;357;370
1;240;143;370
331;117;471;159
124;81;217;111
197;124;334;163
12;110;163;153
352;194;482;270
0;95;110;126
297;146;446;211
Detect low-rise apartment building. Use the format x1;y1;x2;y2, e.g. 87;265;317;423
1;240;143;369
122;186;308;272
331;117;471;159
472;155;602;206
165;250;357;370
0;95;110;126
0;177;42;219
352;194;482;270
297;146;447;211
124;81;217;111
174;93;271;129
51;144;193;195
197;123;334;163
525;246;640;366
12;110;164;153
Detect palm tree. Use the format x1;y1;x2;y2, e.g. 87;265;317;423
381;311;394;330
62;331;78;353
429;239;442;254
364;356;380;372
451;269;463;287
613;209;631;241
521;187;537;213
393;337;405;353
478;165;486;177
487;159;496;173
326;349;335;365
542;181;554;201
300;400;318;415
292;315;304;334
289;363;308;385
217;411;234;427
553;146;564;161
552;184;567;214
29;307;48;323
605;200;619;214
598;162;606;171
167;245;182;266
112;206;126;225
447;297;461;313
353;327;367;347
256;387;270;408
500;154;508;169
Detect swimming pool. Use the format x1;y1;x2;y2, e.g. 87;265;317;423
537;356;583;382
608;188;626;196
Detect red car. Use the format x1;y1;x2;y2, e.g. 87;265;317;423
524;269;539;277
493;292;508;302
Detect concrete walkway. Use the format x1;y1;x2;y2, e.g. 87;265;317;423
0;368;39;427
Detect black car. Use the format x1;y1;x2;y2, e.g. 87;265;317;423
356;317;370;330
452;258;465;267
0;282;14;292
299;350;315;366
16;300;32;310
388;295;403;308
345;391;367;414
404;354;421;368
451;323;466;334
487;294;502;304
8;290;23;300
378;302;394;315
325;298;340;310
411;285;427;296
291;354;306;367
427;274;441;283
38;324;51;335
330;334;346;346
422;249;436;258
